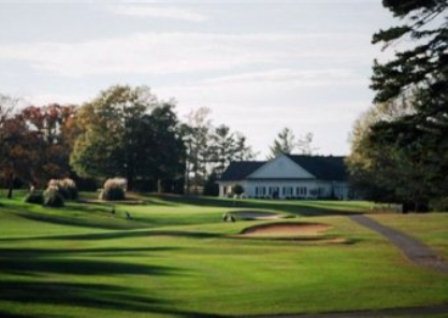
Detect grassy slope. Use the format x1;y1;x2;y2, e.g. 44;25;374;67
0;193;447;318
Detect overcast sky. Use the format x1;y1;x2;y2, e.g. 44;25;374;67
0;0;395;158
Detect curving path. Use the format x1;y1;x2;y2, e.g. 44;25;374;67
349;214;448;273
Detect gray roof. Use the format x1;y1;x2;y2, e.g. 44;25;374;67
220;161;265;181
219;155;347;182
286;155;347;181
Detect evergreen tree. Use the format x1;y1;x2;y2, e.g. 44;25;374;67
209;125;256;176
348;0;448;210
268;127;296;159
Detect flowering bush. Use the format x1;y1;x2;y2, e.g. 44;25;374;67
47;178;78;200
43;185;64;207
99;178;127;201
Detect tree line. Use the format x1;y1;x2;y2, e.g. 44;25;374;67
0;85;257;197
0;85;321;198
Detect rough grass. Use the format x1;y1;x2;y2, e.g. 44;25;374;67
0;191;447;317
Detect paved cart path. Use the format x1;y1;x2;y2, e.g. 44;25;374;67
349;214;448;273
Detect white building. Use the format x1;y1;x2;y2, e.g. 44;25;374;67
217;154;350;200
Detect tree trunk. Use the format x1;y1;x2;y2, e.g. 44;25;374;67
125;161;134;192
157;179;163;193
185;163;190;195
7;172;14;199
127;174;134;192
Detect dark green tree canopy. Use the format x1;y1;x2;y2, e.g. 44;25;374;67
371;0;447;107
347;0;447;211
70;85;185;191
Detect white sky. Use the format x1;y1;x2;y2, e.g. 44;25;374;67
0;0;395;158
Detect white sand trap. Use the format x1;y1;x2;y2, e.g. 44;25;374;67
230;211;284;220
241;222;331;237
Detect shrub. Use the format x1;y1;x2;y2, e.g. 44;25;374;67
60;178;78;200
47;178;78;200
43;186;64;207
232;184;244;196
100;178;127;201
24;191;44;205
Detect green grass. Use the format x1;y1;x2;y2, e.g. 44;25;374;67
0;191;447;317
370;213;448;259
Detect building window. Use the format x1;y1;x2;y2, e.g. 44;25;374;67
282;187;293;197
295;186;308;196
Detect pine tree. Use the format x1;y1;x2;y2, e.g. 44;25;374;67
349;0;448;210
268;127;296;159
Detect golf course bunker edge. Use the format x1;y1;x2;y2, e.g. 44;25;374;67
228;210;286;221
240;222;332;238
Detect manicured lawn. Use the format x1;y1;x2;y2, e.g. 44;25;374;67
0;192;447;317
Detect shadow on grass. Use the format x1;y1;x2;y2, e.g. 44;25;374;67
4;207;143;231
0;256;178;277
0;310;63;318
0;228;222;242
152;194;365;216
78;192;178;207
0;246;179;258
0;242;228;317
55;229;220;241
0;280;225;318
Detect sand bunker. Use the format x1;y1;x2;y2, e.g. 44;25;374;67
229;211;284;220
241;222;331;237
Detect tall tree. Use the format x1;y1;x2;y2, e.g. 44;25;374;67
372;0;447;106
356;0;448;209
145;103;186;192
71;85;185;192
233;133;256;161
182;108;256;194
346;99;422;203
21;104;78;185
183;107;212;194
209;125;256;176
296;132;317;155
348;0;448;210
70;85;157;190
268;127;296;159
0;96;38;197
209;125;235;176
